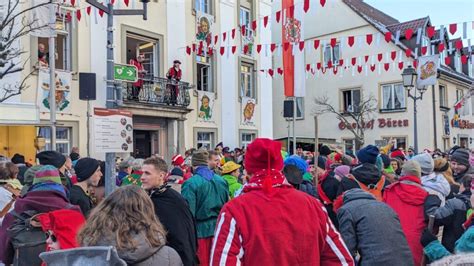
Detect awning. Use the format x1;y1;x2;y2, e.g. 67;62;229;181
0;103;40;124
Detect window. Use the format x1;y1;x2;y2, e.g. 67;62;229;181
240;63;255;99
323;43;340;67
37;14;73;70
456;88;464;102
296;97;304;119
240;7;251;31
195;0;211;14
441;48;448;65
126;32;159;77
37;127;72;155
196;55;213;92
381;83;406;111
343;139;355;153
455;53;461;72
239;5;254;55
341;89;360;113
439;85;448;108
382;137;407;150
240;132;256;148
196;131;214;150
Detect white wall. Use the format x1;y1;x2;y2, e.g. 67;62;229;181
258;0;273;138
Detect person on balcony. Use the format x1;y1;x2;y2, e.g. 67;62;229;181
166;60;182;105
129;53;146;101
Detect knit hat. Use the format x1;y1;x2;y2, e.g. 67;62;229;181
244;138;283;175
74;158;100;182
36;151;66;169
401;160;421;178
356;145;379;164
317;156;326;170
172;154;185;166
11;153;25;164
351;163;381;186
222;161;241;174
334;165;351;178
319;145;332;156
170;167;184;177
69;152;80;162
33;165;62;185
390;150;406;160
450;148;470;168
192;150;209;167
284;155;308;175
412;153;434;175
20;165;42;196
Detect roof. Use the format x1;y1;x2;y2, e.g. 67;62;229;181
439;65;473;85
342;0;399;27
386;17;430;37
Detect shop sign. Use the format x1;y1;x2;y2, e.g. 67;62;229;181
338;118;409;130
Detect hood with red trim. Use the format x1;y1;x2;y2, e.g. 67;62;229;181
386;176;428;205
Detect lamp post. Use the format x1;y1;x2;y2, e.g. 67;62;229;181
402;65;426;154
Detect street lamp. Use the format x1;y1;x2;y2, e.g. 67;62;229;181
402;65;426;154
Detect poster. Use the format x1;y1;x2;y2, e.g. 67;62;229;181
241;97;256;126
417;55;439;88
196;11;214;44
94;108;134;153
197;91;214;122
37;68;72;113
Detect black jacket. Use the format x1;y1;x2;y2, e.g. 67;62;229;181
69;185;93;217
150;186;197;266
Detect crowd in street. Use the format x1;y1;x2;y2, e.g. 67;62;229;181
0;139;473;265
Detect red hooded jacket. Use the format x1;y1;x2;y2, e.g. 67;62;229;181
383;176;428;266
38;209;85;250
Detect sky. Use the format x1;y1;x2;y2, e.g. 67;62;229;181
365;0;474;41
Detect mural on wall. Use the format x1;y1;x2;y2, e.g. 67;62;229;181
241;97;256;126
197;91;214;122
196;11;214;45
37;68;71;113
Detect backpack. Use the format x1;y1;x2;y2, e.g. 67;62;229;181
39;246;127;266
348;174;385;201
7;210;46;266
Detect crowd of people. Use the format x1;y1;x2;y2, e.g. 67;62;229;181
0;139;472;265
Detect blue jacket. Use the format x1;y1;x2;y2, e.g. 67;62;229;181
424;225;474;263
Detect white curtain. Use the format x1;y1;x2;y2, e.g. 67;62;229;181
394;84;405;108
382;85;392;109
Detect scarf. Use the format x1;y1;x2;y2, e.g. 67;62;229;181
195;166;214;181
28;182;66;197
243;169;292;196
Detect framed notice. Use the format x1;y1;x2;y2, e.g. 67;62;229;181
94;108;133;153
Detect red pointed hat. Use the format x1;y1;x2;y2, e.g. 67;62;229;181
244;138;284;175
38;209;86;250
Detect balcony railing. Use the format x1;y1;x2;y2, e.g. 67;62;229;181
123;76;192;107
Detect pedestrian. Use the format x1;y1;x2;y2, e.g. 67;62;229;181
337;163;387;201
284;155;317;197
413;153;451;205
433;157;456;193
221;161;242;199
69;151;80;167
36;151;72;191
0;165;20;225
450;148;473;193
317;157;341;227
171;154;192;180
166;60;182;105
208;150;222;175
390;158;403;178
0;162;23;191
211;138;354;265
10;153;28;184
129;53;146;100
0;165;81;265
121;158;144;187
182;150;228;266
70;157;102;217
116;157;133;186
337;189;414;265
141;157;197;266
78;186;183;265
406;147;415;160
383;160;429;266
167;167;185;193
19;165;42;197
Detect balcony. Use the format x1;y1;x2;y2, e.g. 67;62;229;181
122;76;192;108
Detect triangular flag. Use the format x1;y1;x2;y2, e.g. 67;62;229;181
223;32;227;42
327;60;333;68
377;53;383;62
71;0;76;6
98;8;104;17
438;43;445;52
271;43;276;52
455;39;463;50
268;69;274;77
232;46;237;54
461;55;468;64
413;60;418;69
243;45;249;54
384;63;390;71
76;10;81;21
421;46;427;55
357;65;363;73
348;36;354;47
391;51;397;61
384;32;392;43
192;43;196;52
241;25;246;36
366;34;373;45
277;68;284;75
351;57;356;66
283;42;290;51
232;29;236;39
314;39;320;50
276;11;281;23
214;35;218;45
208;47;213;56
186;46;191;55
257;44;262;53
364;55;369;63
398;62;404;70
124;0;129;6
299;41;305;51
405;28;413;40
288;5;295;18
449;23;457;35
333;67;338;75
263;16;269;28
306;64;311;71
427;26;435;38
339;59;344;66
86;6;91;15
317;63;321;70
220;47;225;56
405;48;412;57
445;56;451;65
320;0;326;7
330;38;337;48
304;0;310;12
370;64;376;72
252;20;257;31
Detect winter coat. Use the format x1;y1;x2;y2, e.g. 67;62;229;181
0;190;80;265
211;187;354;266
423;226;474;263
299;180;317;198
150;187;197;266
69;185;93;217
383;176;429;266
421;173;451;205
222;174;242;199
337;189;414;265
318;172;340;228
424;190;472;252
181;169;228;238
40;246;127;266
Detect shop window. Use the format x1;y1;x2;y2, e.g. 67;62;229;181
195;0;211;14
381;83;406;111
341;89;360;113
126;32;159;77
240;62;255;99
439;85;448;108
37;13;72;70
240;132;256;148
382;137;407;150
37;127;72;155
197;131;214;150
343;139;355;153
323;43;340;67
196;55;213;92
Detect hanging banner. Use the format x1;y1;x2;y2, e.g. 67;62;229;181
197;91;214;122
416;55;439;88
196;11;214;44
94;108;134;153
37;68;71;113
241;97;256;126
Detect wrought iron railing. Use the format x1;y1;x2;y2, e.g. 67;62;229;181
123;76;192;107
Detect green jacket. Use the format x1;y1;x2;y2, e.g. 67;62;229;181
121;172;142;187
181;171;229;238
222;174;242;199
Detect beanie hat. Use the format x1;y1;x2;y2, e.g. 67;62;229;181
380;154;391;168
317;156;327;170
412;153;434;175
244;138;283;175
401;160;422;178
170;167;184;177
36;151;66;169
33;165;62;185
334;165;351;178
11;153;25;164
284;155;308;175
192;150;209;167
390;150;406;160
450;148;470;168
74;158;100;182
351;163;381;186
222;161;241;174
172;154;185;166
319;145;332;156
356;145;379;164
69;152;80;162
